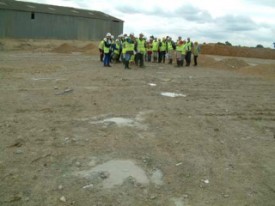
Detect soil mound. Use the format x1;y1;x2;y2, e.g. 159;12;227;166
200;55;275;79
51;42;98;54
80;43;96;51
80;43;98;55
199;55;218;67
201;44;275;60
216;58;250;70
52;43;79;53
200;56;249;70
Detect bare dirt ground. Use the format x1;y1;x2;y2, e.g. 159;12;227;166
0;39;275;206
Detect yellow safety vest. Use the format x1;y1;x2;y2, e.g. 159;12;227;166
160;41;166;52
114;43;120;54
193;45;200;56
176;43;184;52
137;39;146;53
152;41;159;52
182;44;187;55
147;43;152;52
98;40;104;49
186;42;192;51
125;41;134;52
167;42;173;51
122;41;127;54
103;41;110;53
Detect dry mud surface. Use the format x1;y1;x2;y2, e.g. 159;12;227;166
0;41;275;206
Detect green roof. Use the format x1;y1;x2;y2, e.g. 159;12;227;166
0;0;123;22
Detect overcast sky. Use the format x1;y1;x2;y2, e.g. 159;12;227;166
18;0;275;48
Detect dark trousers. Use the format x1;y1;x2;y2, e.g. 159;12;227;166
147;54;152;62
158;51;166;63
147;51;152;62
194;55;198;66
136;53;145;67
124;53;132;69
99;49;103;62
185;51;192;66
103;53;111;66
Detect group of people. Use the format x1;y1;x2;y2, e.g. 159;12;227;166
98;32;200;69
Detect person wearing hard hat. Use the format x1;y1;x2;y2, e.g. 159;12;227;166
103;33;112;67
152;37;159;63
123;33;135;69
112;39;121;63
158;37;166;63
192;41;200;66
117;34;124;63
185;37;193;66
110;37;115;62
166;36;175;64
135;33;146;68
146;37;153;62
175;38;184;67
181;40;187;66
121;34;128;65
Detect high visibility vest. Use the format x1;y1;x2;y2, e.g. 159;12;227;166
137;39;146;53
176;43;184;52
186;42;192;51
193;45;200;56
167;41;173;51
152;41;159;52
147;43;152;52
182;44;187;55
103;41;110;53
98;40;104;49
122;41;127;54
114;43;120;54
160;41;166;51
125;40;134;52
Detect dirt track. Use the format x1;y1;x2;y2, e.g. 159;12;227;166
0;41;275;206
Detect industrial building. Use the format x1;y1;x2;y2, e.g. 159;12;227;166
0;0;124;40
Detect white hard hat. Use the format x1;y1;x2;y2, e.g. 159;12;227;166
106;33;111;37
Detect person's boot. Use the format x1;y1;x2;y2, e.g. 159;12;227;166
169;59;172;64
176;60;180;67
180;60;183;67
127;61;131;69
140;61;145;68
